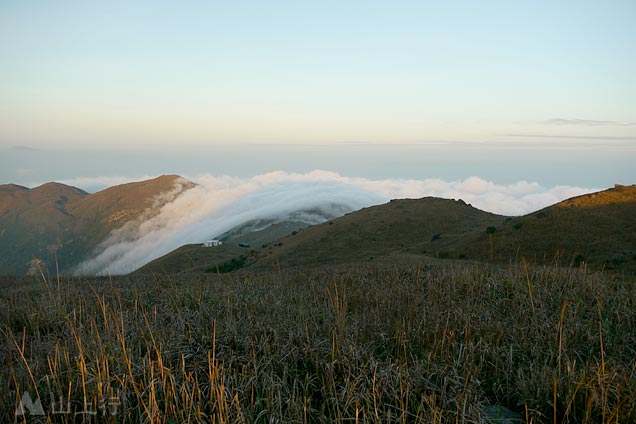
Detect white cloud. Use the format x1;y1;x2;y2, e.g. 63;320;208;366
75;171;598;275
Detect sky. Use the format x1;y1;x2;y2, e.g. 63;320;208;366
1;0;635;188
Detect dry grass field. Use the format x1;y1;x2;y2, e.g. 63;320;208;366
2;260;635;423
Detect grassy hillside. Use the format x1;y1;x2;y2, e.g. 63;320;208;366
2;262;634;422
136;243;249;275
0;175;192;275
136;221;310;275
249;197;505;271
447;184;636;273
232;185;636;274
0;182;89;275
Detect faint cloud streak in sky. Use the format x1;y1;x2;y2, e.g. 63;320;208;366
544;118;636;127
10;145;39;151
505;133;636;141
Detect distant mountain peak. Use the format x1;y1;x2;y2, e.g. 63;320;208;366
31;182;89;196
0;183;29;192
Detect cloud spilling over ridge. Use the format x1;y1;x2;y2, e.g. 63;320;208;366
76;171;597;275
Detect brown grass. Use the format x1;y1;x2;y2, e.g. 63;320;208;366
1;260;635;423
136;243;250;275
554;184;636;209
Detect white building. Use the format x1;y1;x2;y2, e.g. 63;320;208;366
203;240;222;247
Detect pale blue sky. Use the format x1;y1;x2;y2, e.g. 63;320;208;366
0;1;635;186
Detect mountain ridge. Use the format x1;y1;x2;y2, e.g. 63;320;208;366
2;177;634;276
0;175;192;275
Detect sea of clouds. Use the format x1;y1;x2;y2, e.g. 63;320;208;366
74;170;597;275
